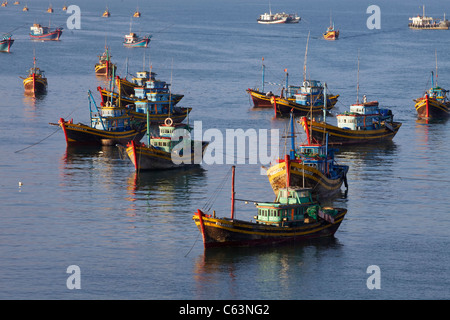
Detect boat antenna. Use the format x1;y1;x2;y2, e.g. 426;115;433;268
230;166;236;220
356;49;360;104
303;31;310;82
261;57;265;93
435;49;438;87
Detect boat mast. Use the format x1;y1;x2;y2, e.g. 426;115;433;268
356;50;360;104
285;68;288;98
261;57;265;92
303;31;310;82
435;49;438;87
230;165;236;220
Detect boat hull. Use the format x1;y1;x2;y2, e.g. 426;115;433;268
246;88;273;108
57;119;147;146
95;62;117;78
307;120;403;145
23;75;47;94
0;38;14;52
266;160;348;198
129;107;191;124
323;30;339;40
271;95;339;115
29;29;62;41
123;38;150;48
192;209;347;248
414;96;450;119
119;140;209;171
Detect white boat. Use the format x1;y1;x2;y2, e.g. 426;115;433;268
257;11;288;24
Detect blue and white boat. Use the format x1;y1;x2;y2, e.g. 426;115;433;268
123;32;151;48
0;34;14;52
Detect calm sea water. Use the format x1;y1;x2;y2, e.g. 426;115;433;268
1;0;450;301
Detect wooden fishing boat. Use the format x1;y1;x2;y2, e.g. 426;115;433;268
305;67;402;145
133;9;141;18
22;56;47;94
51;91;147;146
193;166;347;248
323;23;339;40
118;117;209;171
47;5;53;13
62;5;67;11
305;107;402;145
1;1;7;7
102;7;110;17
414;71;450;119
0;34;14;52
94;47;117;78
29;23;62;41
22;4;28;11
123;32;151;48
266;113;348;198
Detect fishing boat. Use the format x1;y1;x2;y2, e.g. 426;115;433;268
1;1;7;7
414;52;450;119
266;113;349;198
22;4;28;11
123;32;151;48
307;101;402;145
102;7;110;17
133;8;141;17
409;6;449;30
51;91;147;146
29;23;62;41
305;60;402;145
94;47;117;78
323;23;339;40
257;11;288;24
47;5;53;13
0;34;14;52
62;5;67;11
22;56;47;95
14;1;19;4
414;71;450;119
118;117;209;171
193;166;347;248
284;13;301;23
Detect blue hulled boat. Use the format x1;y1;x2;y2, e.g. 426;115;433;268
123;32;151;48
0;34;14;52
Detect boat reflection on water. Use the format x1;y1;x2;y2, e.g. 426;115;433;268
192;238;343;296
